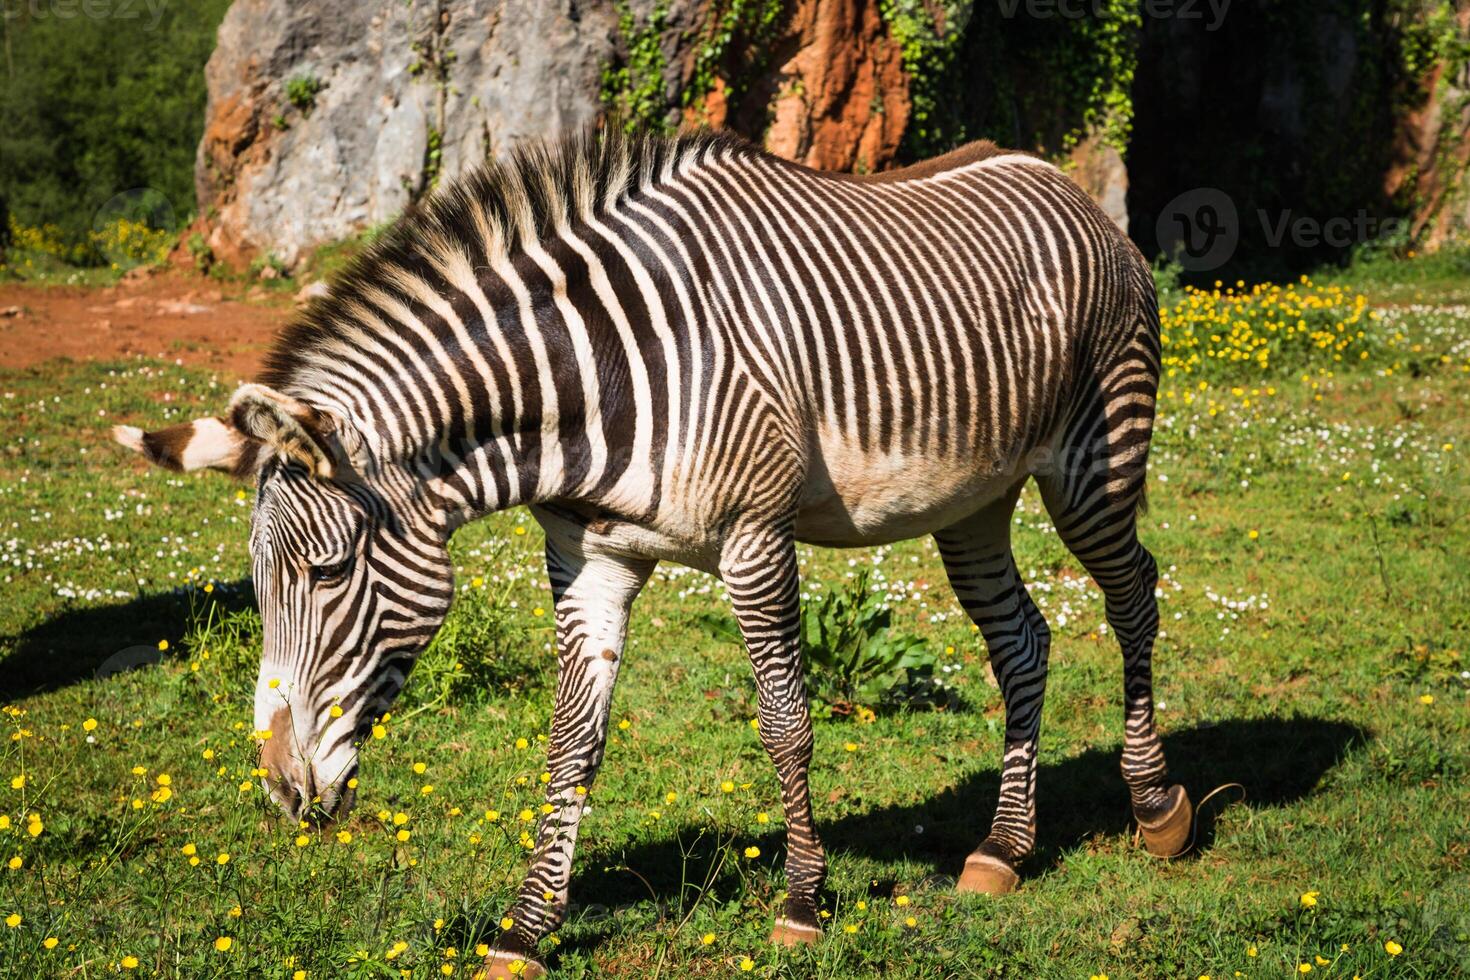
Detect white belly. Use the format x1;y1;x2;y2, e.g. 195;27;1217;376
792;432;1022;547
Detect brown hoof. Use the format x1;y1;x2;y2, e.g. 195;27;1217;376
956;852;1019;895
475;950;546;979
769;915;823;946
1138;784;1193;858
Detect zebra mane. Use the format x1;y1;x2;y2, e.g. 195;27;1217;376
260;127;756;393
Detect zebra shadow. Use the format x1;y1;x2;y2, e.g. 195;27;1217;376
562;716;1364;947
0;580;256;701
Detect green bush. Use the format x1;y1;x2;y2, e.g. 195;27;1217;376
0;0;231;257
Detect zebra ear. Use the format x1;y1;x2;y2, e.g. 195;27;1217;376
112;416;261;477
227;383;346;480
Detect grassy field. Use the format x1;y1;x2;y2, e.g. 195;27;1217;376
0;261;1467;978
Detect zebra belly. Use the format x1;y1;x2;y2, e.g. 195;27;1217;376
792;436;1026;547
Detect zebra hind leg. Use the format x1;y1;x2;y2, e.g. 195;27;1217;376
935;487;1052;893
1037;366;1192;858
482;532;655;979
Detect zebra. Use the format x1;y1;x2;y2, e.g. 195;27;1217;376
113;129;1192;977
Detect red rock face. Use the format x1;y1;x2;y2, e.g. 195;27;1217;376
758;0;911;173
1385;7;1470;249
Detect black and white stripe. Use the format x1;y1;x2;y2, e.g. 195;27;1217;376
120;129;1183;972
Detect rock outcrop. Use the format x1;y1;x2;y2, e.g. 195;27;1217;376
196;0;622;268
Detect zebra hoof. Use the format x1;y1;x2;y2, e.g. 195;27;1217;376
956;853;1019;895
1138;784;1193;858
769;916;823;946
475;950;546;979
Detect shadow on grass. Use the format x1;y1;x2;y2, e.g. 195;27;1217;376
564;716;1365;945
0;580;255;701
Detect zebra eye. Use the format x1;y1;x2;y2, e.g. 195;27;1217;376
308;557;352;584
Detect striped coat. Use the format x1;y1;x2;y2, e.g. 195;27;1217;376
115;131;1189;977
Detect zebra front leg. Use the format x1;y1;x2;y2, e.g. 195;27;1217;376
482;537;655;980
935;492;1052;894
721;527;827;946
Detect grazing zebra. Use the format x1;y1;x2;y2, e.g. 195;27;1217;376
113;129;1191;977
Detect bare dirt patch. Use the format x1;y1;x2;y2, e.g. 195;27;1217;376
0;271;293;380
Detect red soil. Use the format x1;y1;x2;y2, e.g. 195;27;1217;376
0;269;291;381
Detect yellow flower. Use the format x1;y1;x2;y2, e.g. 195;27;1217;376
25;815;41;837
618;719;631;731
121;955;139;969
295;834;311;847
442;965;455;976
904;916;918;928
1298;964;1312;974
372;724;387;740
82;718;98;732
1315;956;1329;966
293;972;306;980
701;932;715;945
1247;945;1257;957
1299;890;1319;908
337;830;353;844
1384;940;1402;956
413;762;427;774
5;913;20;927
157;640;169;651
739;957;755;972
42;937;58;949
720;780;735;793
1248;529;1259;540
9;775;23;789
843;923;857;933
743;846;760;859
514;737;529;750
6;856;20;870
393;812;409;826
756;811;769;824
1419;694;1434;705
475;943;490;956
844;742;857;752
532;607;545;617
330;705;343;718
217;852;230;865
396;829;411;842
500;916;515;931
895;895;909;907
214;936;232;952
421;784;435;796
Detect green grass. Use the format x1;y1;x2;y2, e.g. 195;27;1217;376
0;259;1467;978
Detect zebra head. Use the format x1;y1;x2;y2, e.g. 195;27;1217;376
113;383;454;822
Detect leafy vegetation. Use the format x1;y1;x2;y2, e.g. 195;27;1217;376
601;0;673;134
0;0;232;252
0;253;1465;976
697;571;952;717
